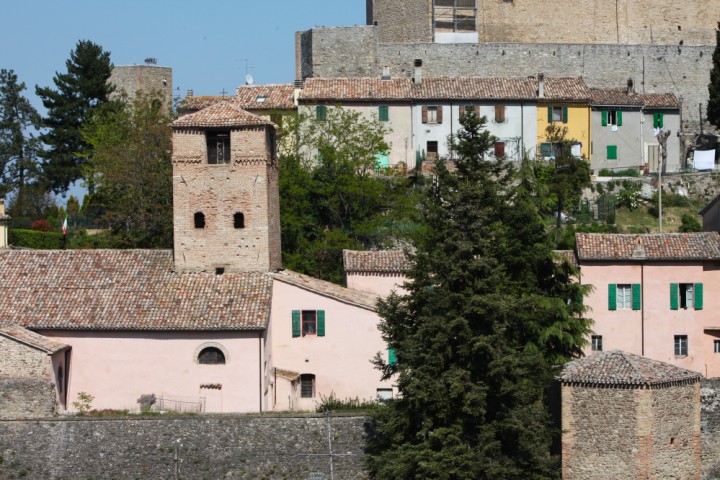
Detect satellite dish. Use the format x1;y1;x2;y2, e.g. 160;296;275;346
245;74;254;85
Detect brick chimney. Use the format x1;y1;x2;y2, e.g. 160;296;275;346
0;200;10;248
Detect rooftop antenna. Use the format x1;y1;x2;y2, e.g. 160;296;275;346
238;58;256;80
245;74;254;85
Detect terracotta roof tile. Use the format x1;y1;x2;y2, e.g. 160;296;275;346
343;250;411;273
0;325;69;354
542;77;591;101
553;250;579;267
172;102;273;128
177;96;228;114
273;270;378;311
559;350;701;387
575;233;720;261
638;93;682;109
589;88;645;106
413;77;538;100
301;78;414;101
234;84;295;110
0;250;272;331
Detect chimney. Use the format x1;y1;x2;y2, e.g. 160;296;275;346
186;89;194;97
0;200;9;249
413;59;423;85
538;73;545;98
627;78;635;95
293;79;304;107
382;66;391;80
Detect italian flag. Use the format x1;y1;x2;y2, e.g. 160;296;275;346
62;215;68;236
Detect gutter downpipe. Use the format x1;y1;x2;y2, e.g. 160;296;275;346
259;331;263;412
641;262;645;356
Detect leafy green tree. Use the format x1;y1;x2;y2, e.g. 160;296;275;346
36;40;114;193
82;92;172;248
679;213;702;232
708;22;720;129
278;108;421;284
366;112;591;479
66;194;80;228
0;69;42;212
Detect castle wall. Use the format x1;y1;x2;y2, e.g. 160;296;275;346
109;65;173;110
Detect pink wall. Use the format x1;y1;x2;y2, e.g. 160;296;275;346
42;330;263;413
581;261;720;377
345;272;407;297
269;280;395;411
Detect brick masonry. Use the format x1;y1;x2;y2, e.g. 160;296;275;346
298;26;714;131
0;414;368;480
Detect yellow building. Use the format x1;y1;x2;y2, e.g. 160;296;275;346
536;77;591;162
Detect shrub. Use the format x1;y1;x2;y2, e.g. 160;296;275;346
679;213;702;232
316;392;381;412
30;219;52;232
9;229;64;249
72;391;94;414
616;186;641;210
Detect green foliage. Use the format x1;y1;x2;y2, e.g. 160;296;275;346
0;69;42;209
598;168;640;177
36;40;114;193
72;391;94;414
679;213;702;232
616;185;641;210
366;112;591;479
708;22;720;129
316;392;381;413
553;223;620;249
278;108;422;284
9;229;64;249
82;92;172;248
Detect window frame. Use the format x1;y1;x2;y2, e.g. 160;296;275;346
302;310;317;336
316;105;327;121
426;141;439;160
207;131;231;165
427;106;439;124
378;105;389;122
616;284;632;309
433;0;477;33
494;104;506;123
300;374;316;398
679;283;694;309
494;141;505;158
674;335;688;357
714;339;720;354
591;335;603;352
198;347;226;365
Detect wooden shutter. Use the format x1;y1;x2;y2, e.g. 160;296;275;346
608;284;617;311
495;105;505;123
474;106;480;116
379;105;389;122
422;106;428;124
601;110;608;126
658;113;664;128
494;142;505;157
670;283;679;310
316;106;326;121
317;310;325;337
292;310;301;337
540;142;552;157
607;145;617;160
436;106;443;124
617;110;623;126
562;106;569;123
547;105;553;123
632;284;641;310
695;283;703;310
388;348;397;366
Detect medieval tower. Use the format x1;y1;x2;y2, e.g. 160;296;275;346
171;102;282;273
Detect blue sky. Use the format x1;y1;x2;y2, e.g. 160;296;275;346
2;0;364;110
2;1;364;203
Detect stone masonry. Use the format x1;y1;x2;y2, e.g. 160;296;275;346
0;337;57;419
109;65;173;110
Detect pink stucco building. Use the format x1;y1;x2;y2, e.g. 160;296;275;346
572;232;720;377
343;249;409;296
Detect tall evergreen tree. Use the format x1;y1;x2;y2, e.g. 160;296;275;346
36;40;114;193
366;112;591;479
0;69;42;213
708;23;720;129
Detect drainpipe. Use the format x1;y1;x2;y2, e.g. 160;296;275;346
258;331;263;412
641;262;645;356
521;102;525;158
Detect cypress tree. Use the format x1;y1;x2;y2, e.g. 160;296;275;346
366;112;591;479
708;22;720;129
36;40;114;193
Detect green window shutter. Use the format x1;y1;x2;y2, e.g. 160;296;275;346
658;113;664;128
316;105;326;121
695;283;703;310
617;110;623;126
317;310;325;337
388;348;397;366
548;105;553;123
607;145;617;160
608;284;617;311
601;110;608;126
540;142;552;157
379;105;389;122
670;283;679;310
632;284;641;310
292;310;301;337
653;113;659;128
562;106;569;123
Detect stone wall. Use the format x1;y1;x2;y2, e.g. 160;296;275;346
367;0;431;44
0;336;48;379
0;413;367;480
109;65;173;110
299;26;714;131
0;377;56;420
701;379;720;479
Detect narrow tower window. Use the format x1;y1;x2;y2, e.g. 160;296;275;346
207;131;231;164
194;212;206;229
234;212;245;229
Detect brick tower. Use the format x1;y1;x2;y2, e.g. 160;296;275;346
171;102;281;273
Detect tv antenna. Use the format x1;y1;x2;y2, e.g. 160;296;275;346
245;74;254;85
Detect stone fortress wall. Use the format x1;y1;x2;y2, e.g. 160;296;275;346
109;65;173;110
367;0;720;46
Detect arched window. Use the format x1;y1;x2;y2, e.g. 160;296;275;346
194;212;205;229
234;212;245;229
198;347;226;365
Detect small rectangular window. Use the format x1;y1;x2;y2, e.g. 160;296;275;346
494;142;505;158
675;335;688;356
616;284;632;309
377;388;393;400
316;105;327;121
714;340;720;354
207;132;230;164
495;104;506;123
679;283;694;309
552;106;563;122
300;374;315;398
427;106;439;124
302;310;317;336
591;335;603;352
379;105;389;122
426;141;439;160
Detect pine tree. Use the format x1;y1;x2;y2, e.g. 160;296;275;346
36;40;114;193
708;23;720;129
366;112;591;479
0;69;42;212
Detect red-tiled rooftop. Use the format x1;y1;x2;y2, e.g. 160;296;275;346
542;77;591;101
590;88;680;108
413;77;537;100
559;350;701;387
234;84;295;110
177;96;228;114
638;93;681;109
0;325;69;354
343;250;411;273
301;78;414;101
0;250;272;331
273;270;378;311
553;250;579;267
575;233;720;261
172;102;273;128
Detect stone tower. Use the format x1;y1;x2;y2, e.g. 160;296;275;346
171;101;281;273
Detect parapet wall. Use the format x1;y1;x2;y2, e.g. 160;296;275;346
0;414;368;479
